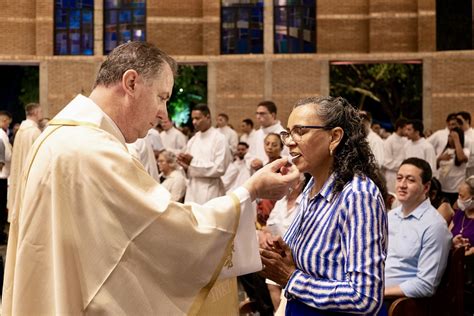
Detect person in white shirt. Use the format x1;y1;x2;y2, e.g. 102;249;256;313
127;135;160;182
427;113;461;156
146;126;165;159
159;116;187;154
178;104;232;204
249;101;288;170
0;111;12;243
221;142;254;193
240;118;257;146
383;118;408;193
157;150;186;202
403;119;437;176
360;111;384;169
437;127;470;205
457;111;474;177
216;113;239;154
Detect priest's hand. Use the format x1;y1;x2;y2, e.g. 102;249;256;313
259;236;296;287
243;157;299;201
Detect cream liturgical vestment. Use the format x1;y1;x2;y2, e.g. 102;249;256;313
3;95;261;315
6;119;41;221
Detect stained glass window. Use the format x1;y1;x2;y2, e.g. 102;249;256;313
274;0;315;53
104;0;146;54
221;0;264;54
55;0;94;55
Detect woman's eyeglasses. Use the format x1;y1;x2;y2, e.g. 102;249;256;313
280;125;330;145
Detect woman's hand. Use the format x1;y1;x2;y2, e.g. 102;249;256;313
259;236;296;287
438;151;453;162
452;234;470;249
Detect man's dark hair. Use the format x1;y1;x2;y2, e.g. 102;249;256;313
400;157;432;184
238;142;249;148
457;111;471;125
192;104;211;117
446;112;458;122
94;41;177;89
0;111;12;119
242;118;254;128
258;101;277;115
218;113;229;121
394;118;408;130
408;119;424;136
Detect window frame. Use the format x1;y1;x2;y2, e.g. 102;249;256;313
103;0;147;55
273;0;316;54
221;1;264;54
54;0;94;55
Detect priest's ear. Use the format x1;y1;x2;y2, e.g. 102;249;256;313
122;69;139;95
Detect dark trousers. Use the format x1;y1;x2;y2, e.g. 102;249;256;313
238;272;274;316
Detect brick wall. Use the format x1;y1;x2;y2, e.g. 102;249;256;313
317;0;369;53
0;0;37;55
45;58;101;116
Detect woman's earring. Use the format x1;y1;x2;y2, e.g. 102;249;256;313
329;147;333;156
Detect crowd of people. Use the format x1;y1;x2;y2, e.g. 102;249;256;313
0;41;472;315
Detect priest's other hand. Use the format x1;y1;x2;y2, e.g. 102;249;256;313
243;157;299;201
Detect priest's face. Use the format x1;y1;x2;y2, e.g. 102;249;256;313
131;63;174;141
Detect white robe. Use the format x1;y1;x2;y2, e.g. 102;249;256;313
221;153;254;193
403;138;437;176
6;118;41;221
127;136;160;182
3;94;260;315
383;133;407;193
427;128;450;156
218;125;239;154
240;129;257;148
160;126;188;155
184;127;232;204
367;130;385;169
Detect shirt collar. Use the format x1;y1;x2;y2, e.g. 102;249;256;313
303;173;336;203
394;198;432;219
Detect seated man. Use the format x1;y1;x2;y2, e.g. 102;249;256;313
385;157;452;298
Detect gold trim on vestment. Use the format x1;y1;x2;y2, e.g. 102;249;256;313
48;119;99;128
187;192;241;316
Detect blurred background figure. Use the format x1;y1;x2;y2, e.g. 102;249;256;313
157;150;186;202
429;177;454;225
437;127;469;205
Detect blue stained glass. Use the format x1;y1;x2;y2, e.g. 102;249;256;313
82;10;92;23
134;9;145;23
119;10;132;23
69;10;80;29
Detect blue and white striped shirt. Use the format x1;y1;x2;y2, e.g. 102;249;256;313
284;173;388;314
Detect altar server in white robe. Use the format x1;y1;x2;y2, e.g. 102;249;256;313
383;118;408;193
2;41;299;316
6;102;42;221
403;119;437;175
178;104;232;204
217;113;239;154
160;115;188;154
127;135;160;181
249;101;288;169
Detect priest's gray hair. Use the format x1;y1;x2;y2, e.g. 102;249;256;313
93;41;177;89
